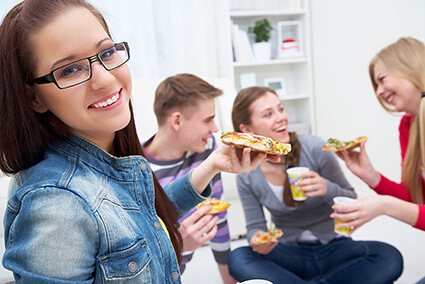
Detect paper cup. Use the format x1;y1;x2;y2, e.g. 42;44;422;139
286;167;309;201
333;196;357;236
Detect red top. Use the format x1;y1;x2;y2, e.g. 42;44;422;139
372;115;425;230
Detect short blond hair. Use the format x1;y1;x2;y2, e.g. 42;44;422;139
153;73;223;126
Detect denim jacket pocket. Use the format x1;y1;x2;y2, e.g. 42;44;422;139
99;239;151;281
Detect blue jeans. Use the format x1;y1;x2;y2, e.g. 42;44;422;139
228;237;403;284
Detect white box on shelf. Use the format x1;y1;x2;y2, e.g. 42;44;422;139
264;77;286;98
277;20;303;58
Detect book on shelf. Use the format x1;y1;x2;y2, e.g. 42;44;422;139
231;24;254;63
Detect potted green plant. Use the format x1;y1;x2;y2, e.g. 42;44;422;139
248;18;273;61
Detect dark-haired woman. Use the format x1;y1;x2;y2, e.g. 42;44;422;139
0;1;271;282
227;87;403;284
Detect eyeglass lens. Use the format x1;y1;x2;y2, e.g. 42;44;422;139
53;43;128;88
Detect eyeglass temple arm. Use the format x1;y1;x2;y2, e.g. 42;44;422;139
33;73;55;84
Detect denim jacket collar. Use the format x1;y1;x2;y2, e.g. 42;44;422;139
52;133;149;181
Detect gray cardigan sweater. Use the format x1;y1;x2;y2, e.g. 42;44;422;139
236;134;356;245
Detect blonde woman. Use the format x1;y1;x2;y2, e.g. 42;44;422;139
333;37;425;235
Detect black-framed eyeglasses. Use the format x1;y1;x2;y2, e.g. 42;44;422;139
32;42;130;89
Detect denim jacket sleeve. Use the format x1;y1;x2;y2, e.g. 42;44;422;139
162;169;212;217
3;186;99;283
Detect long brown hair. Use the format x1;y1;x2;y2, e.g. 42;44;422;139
369;37;425;204
0;0;182;262
232;86;302;207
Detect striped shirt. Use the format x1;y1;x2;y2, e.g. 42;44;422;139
143;134;231;271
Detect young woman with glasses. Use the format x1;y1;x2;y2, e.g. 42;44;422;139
0;0;275;282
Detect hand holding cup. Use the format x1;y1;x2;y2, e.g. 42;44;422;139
286;167;328;200
332;196;357;236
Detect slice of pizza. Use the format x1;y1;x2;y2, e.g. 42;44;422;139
322;136;367;152
221;131;291;155
254;228;284;244
196;198;231;215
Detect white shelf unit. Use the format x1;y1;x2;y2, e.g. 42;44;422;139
228;0;315;134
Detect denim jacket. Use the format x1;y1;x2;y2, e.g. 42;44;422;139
2;134;211;283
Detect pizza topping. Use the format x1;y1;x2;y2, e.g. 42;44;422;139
268;228;283;238
221;131;291;155
322;136;367;152
196;198;231;215
254;228;284;244
326;138;345;149
258;234;272;242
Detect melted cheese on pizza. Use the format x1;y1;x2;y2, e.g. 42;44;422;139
255;228;284;244
196;198;231;214
221;131;291;155
323;136;367;152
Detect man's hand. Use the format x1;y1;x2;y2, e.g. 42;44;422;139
180;205;219;252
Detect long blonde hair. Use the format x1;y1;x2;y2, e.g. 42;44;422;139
369;37;425;204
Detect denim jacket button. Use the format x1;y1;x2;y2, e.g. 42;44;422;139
139;161;147;171
128;261;138;273
171;271;179;281
154;221;161;230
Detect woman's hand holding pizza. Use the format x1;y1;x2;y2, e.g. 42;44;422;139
214;144;266;174
190;133;282;195
217;131;288;173
335;139;381;187
296;170;327;197
191;144;279;195
249;231;277;255
210;144;281;175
